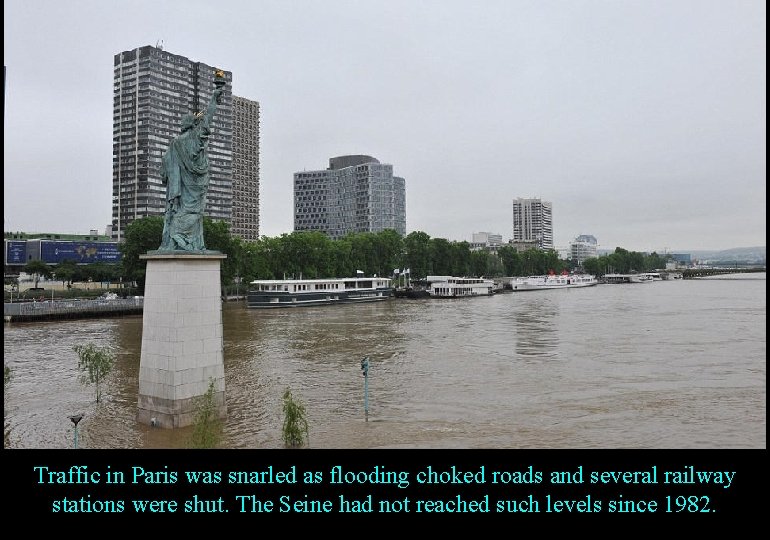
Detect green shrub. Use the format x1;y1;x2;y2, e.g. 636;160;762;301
73;344;115;403
189;380;222;449
282;388;309;448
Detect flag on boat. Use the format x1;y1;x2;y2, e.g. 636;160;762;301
356;270;364;276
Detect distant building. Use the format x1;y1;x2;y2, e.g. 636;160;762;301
231;96;260;241
512;198;553;250
5;233;121;269
294;155;406;239
4;231;110;242
575;234;597;245
508;240;540;252
556;246;571;260
470;232;503;251
472;232;503;245
570;234;598;265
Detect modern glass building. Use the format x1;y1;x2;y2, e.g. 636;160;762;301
294;155;406;240
570;234;598;265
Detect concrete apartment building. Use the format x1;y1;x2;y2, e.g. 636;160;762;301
512;198;553;250
294;155;406;240
112;45;260;241
231;96;260;241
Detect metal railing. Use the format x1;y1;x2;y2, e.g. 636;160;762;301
4;298;143;320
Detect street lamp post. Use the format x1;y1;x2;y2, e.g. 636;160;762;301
69;414;83;449
360;356;370;422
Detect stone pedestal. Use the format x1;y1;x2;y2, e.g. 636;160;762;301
137;251;227;428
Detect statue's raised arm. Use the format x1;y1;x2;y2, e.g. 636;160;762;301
201;70;226;129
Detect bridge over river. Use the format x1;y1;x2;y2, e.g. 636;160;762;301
682;267;766;279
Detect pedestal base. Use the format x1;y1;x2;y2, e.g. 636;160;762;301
137;252;227;428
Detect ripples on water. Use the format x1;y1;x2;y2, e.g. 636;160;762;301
3;274;765;449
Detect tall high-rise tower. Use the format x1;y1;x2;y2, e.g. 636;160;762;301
512;198;553;250
112;45;233;240
294;155;406;240
231;96;260;241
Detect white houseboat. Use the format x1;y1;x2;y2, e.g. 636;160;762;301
247;276;392;308
510;273;598;291
426;276;495;298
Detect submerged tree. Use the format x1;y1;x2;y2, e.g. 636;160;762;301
282;388;309;449
73;344;115;403
23;260;52;289
189;379;222;449
118;216;164;291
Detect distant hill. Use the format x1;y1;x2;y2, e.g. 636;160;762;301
595;246;766;264
686;247;766;264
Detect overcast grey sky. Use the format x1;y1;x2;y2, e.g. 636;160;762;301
4;0;766;252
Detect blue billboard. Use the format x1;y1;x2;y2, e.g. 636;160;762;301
5;241;28;265
40;241;122;264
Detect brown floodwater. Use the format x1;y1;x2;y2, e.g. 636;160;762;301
3;274;765;449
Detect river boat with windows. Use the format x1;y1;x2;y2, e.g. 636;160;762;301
247;276;392;308
426;276;495;298
510;272;598;291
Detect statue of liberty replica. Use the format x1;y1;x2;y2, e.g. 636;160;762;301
159;70;226;251
137;69;228;429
